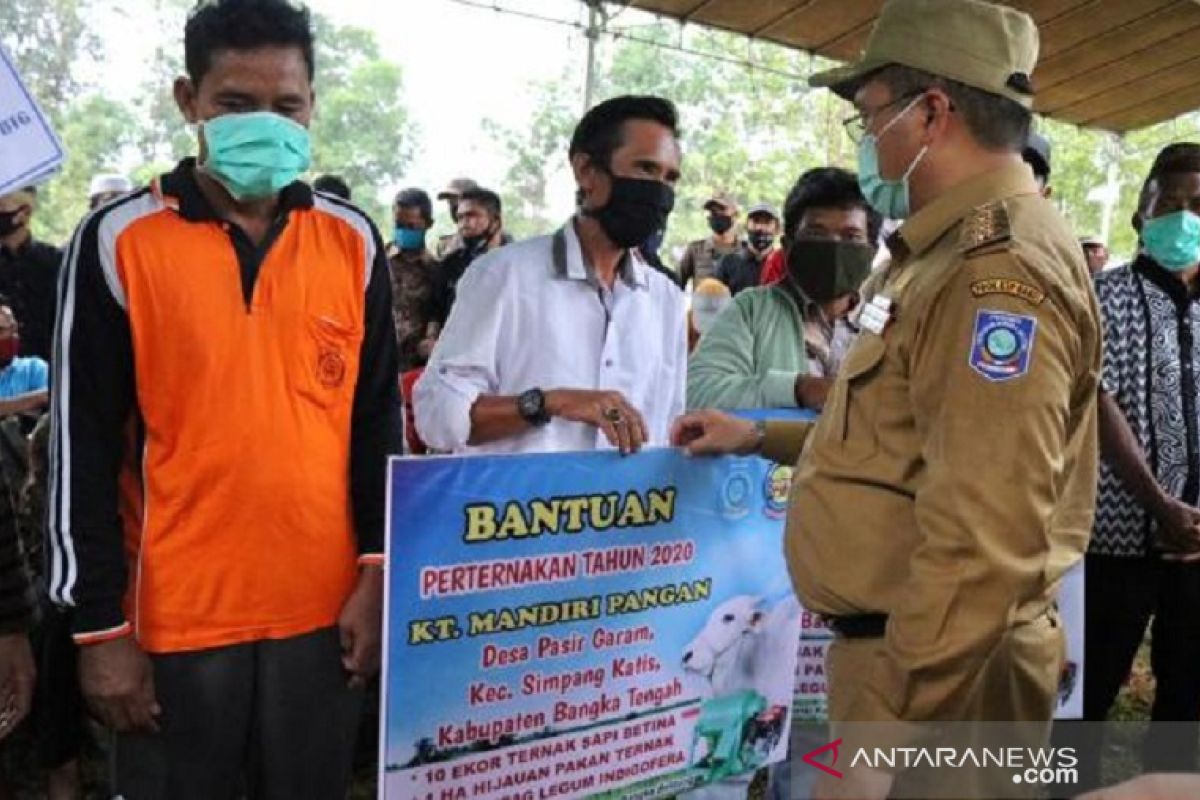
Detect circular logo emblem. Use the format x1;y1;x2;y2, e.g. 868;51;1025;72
984;327;1020;362
721;470;753;520
763;464;793;518
317;347;347;389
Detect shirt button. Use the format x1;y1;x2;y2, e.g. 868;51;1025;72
604;359;614;367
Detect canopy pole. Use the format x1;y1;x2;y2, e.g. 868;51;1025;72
583;0;604;111
1099;133;1123;246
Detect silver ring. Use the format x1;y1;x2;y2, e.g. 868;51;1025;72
603;407;624;425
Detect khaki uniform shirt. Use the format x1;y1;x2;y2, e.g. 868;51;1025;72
679;236;739;288
762;163;1101;722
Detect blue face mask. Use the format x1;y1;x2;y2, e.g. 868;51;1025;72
394;226;426;252
1143;210;1200;272
200;111;312;202
856;95;928;220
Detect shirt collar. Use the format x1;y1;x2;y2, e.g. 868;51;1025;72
1133;253;1200;306
154;157;314;223
553;218;649;289
895;162;1038;261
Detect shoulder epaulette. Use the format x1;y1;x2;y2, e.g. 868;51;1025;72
960;200;1013;256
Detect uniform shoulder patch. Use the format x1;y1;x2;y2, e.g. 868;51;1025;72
970;277;1045;306
960;201;1012;255
969;309;1037;382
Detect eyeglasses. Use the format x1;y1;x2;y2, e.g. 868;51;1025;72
842;91;925;144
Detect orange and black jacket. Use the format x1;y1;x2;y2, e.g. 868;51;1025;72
48;159;401;653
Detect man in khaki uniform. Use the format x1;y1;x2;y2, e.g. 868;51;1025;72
434;177;480;258
673;1;1100;796
678;193;740;290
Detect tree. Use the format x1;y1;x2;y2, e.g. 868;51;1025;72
1;0;132;244
35;97;139;243
484;22;861;263
0;0;101;124
308;15;413;228
483;73;579;240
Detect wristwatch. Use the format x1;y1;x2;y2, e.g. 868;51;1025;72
517;388;551;426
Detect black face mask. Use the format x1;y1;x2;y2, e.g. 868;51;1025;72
463;223;496;255
786;239;875;303
0;209;25;238
748;231;776;253
708;214;733;235
586;175;675;249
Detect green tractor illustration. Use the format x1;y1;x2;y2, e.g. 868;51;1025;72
688;690;786;781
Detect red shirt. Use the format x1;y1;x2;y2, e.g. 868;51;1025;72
760;248;786;285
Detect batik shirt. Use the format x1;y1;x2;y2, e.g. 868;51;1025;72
1093;256;1200;556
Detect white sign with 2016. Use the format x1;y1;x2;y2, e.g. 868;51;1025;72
0;43;65;196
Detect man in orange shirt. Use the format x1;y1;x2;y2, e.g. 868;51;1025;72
48;1;400;796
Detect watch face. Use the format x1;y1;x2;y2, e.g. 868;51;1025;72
519;389;544;421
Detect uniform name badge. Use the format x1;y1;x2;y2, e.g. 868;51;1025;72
969;309;1038;382
860;295;893;336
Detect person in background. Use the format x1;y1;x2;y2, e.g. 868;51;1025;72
1022;130;1052;199
313;174;351;201
687;168;879;411
0;309;36;756
0;188;59;363
0;298;72;799
678;193;739;290
1077;143;1200;790
48;1;401;795
87;174;135;210
687;277;731;352
436;187;506;322
390;188;441;456
389;188;442;372
415;95;686;456
0;302;48;413
1082;235;1109;274
433;177;479;258
714;203;780;296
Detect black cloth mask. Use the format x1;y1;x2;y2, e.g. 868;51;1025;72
708;214;733;235
585;175;675;249
787;239;875;303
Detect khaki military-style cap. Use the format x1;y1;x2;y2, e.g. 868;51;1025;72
436;177;479;200
809;0;1039;108
703;192;738;214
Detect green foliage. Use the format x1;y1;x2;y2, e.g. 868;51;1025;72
310;14;413;228
2;0;412;244
484;72;579;240
35;96;139;241
487;20;1200;269
0;0;100;124
486;23;861;264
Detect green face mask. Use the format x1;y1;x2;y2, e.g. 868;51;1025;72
786;239;876;303
200;111;312;201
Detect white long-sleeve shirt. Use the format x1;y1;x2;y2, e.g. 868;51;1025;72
414;219;687;454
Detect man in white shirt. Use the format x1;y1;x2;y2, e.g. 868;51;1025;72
415;95;687;455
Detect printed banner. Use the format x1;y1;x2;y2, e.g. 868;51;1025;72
382;449;802;800
0;44;64;195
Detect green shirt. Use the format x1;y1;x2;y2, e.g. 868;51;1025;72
687;284;808;410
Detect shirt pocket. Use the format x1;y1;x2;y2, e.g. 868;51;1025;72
295;314;363;409
824;332;887;462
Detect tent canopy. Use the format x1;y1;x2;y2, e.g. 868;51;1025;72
617;0;1200;133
